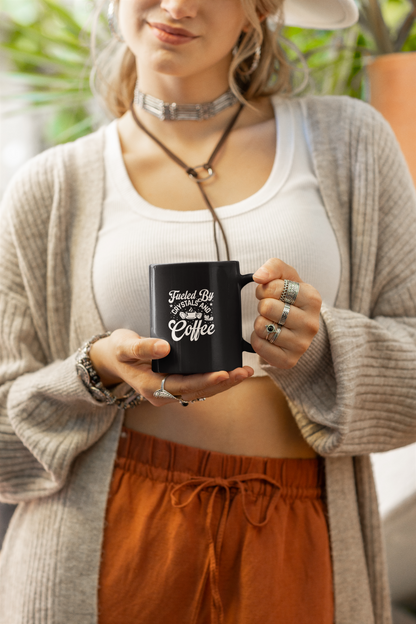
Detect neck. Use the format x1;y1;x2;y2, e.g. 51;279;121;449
134;85;236;122
136;59;231;106
130;64;241;141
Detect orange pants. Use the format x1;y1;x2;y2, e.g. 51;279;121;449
98;428;334;624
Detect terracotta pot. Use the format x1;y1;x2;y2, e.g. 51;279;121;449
367;52;416;187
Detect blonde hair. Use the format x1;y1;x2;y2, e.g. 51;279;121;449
91;0;292;118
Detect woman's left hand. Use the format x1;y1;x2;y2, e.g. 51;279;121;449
251;258;322;369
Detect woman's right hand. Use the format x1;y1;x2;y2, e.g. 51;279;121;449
89;329;254;406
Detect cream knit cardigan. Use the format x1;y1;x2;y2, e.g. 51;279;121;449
1;96;416;624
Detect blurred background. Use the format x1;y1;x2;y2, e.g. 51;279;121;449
1;1;416;621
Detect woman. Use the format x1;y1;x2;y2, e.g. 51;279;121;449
1;0;416;622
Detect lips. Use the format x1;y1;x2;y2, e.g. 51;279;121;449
149;22;196;38
148;21;198;44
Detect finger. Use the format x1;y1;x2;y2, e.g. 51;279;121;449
144;371;228;405
156;367;253;401
257;298;303;330
256;280;322;312
165;370;231;399
253;316;319;359
228;366;255;383
116;336;170;363
253;258;302;284
254;314;318;349
138;366;254;405
250;330;301;370
180;366;254;401
133;367;231;404
254;316;293;351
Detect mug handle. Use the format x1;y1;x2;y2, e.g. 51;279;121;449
239;273;256;354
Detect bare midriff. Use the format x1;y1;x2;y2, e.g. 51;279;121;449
123;376;317;459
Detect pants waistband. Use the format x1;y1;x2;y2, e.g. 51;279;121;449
117;427;323;501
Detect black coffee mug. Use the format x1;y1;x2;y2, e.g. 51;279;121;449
150;261;255;374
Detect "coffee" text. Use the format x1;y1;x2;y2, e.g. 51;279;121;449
168;319;215;342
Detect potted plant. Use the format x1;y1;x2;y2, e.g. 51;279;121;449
284;0;416;183
355;0;416;184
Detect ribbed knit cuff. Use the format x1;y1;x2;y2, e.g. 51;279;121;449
260;307;347;455
6;353;118;496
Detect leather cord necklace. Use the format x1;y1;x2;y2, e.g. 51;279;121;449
129;102;245;261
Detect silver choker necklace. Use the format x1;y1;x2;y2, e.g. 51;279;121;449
133;83;238;121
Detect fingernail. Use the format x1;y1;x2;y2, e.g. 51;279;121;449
215;374;228;384
253;267;269;281
154;341;168;356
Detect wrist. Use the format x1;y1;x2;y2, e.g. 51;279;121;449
76;332;145;409
89;335;123;387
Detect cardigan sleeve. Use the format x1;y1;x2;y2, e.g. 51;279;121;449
262;100;416;456
0;153;118;504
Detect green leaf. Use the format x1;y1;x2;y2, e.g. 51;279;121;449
53;114;97;142
8;22;87;54
0;43;86;72
1;90;90;103
2;72;90;89
2;92;92;116
40;0;83;36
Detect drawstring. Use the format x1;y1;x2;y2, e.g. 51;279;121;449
129;102;245;262
170;474;281;624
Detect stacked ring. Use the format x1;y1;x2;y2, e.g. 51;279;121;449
277;302;291;327
264;281;299;346
265;323;282;344
280;280;289;302
280;279;300;305
153;376;206;407
264;280;300;346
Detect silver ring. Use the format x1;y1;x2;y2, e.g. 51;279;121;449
265;323;277;339
265;323;282;344
280;280;300;305
180;397;206;407
153;375;177;401
153;377;206;407
278;302;291;327
268;325;282;344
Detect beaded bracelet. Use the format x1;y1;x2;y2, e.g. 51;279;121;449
75;332;147;409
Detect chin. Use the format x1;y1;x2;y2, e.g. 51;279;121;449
146;51;197;78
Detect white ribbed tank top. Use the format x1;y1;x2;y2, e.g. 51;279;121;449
93;97;341;376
